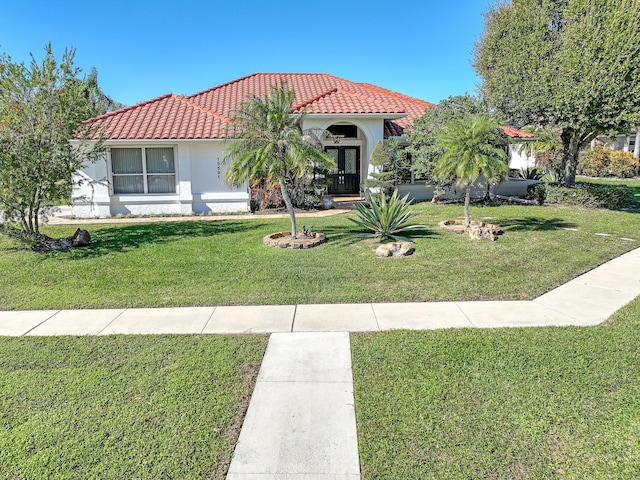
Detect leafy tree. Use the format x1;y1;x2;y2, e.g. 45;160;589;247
434;115;509;228
474;0;640;187
403;95;493;192
0;44;104;238
224;84;334;238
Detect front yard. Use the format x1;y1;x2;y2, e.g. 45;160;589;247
0;202;638;310
1;199;639;478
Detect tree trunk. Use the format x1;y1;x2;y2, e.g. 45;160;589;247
279;178;297;239
634;128;640;159
560;130;581;187
464;185;471;228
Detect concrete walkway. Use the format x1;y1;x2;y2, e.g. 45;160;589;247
44;203;354;226
1;247;639;480
227;332;361;479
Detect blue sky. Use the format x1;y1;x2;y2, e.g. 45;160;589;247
2;0;491;107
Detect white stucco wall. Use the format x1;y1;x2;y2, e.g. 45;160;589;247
397;177;539;202
72;114;398;217
508;142;536;171
72;140;249;218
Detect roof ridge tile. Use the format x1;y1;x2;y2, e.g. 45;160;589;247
292;87;339;111
177;96;231;122
184;72;261;100
330;86;406;113
355;82;434;108
89;93;176;122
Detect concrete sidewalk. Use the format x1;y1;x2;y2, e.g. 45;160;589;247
2;246;639;336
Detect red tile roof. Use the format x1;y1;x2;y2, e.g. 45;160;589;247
86;73;533;141
88;93;229;140
88;73;433;140
501;125;534;139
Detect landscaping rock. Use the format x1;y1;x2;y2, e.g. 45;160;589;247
468;224;498;241
375;242;415;258
439;220;503;240
71;228;91;246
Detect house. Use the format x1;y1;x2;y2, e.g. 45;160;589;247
590;128;640;158
72;73;535;218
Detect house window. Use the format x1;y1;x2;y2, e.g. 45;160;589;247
326;124;358;139
111;147;176;194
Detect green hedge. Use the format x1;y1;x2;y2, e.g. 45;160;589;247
546;182;636;209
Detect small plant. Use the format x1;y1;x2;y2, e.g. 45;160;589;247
350;191;426;242
517;167;546;180
526;183;547;205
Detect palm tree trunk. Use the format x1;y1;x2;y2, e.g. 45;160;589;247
464;186;471;228
279;178;297;239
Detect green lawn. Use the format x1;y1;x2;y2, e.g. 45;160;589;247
351;295;640;479
0;202;638;310
0;334;268;479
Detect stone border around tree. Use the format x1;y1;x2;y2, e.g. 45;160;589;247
263;232;327;249
438;220;504;235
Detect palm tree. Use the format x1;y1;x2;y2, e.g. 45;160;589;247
434;115;509;228
224;84;334;238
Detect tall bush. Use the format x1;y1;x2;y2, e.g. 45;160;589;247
578;146;639;178
0;45;105;236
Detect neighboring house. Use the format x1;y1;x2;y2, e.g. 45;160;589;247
590;128;640;158
502;126;536;171
73;73;535;218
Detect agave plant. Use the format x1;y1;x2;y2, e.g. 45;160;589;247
349;191;426;242
517;167;546;180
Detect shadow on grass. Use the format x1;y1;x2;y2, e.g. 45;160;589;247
51;220;269;259
319;224;435;247
499;217;578;232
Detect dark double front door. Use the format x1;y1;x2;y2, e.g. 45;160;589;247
326;146;360;194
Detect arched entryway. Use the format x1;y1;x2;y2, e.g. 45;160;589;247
324;124;362;195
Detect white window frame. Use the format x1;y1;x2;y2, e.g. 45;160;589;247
109;146;178;195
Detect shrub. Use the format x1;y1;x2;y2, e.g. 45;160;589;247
609;150;639;178
546;182;636;209
578;146;639;178
517;167;546;180
350;191;426;242
526;183;547;205
535;148;564;180
365;141;397;197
